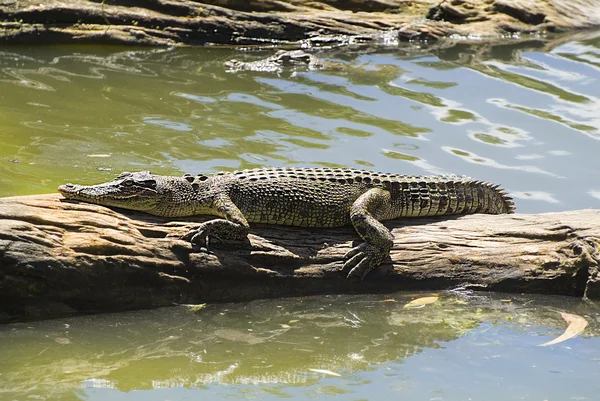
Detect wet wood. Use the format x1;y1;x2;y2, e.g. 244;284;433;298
1;194;598;322
0;0;599;46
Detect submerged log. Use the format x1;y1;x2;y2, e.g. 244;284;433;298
1;194;599;322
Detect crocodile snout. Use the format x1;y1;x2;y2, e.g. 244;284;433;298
57;184;77;195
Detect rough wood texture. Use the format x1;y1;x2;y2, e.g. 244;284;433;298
1;194;599;322
0;0;599;46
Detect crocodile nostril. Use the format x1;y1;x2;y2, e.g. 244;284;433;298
58;184;75;193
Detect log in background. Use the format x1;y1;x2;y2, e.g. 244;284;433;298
1;0;600;46
0;194;599;322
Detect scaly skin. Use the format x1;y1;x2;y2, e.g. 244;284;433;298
58;167;515;279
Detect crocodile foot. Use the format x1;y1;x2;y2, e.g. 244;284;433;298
342;242;389;280
182;219;249;250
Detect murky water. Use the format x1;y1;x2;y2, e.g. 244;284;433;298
1;292;599;401
1;33;600;213
1;31;600;400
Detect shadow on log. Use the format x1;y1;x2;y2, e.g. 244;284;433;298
1;194;599;323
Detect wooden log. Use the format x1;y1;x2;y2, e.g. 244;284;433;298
1;194;599;322
1;0;599;46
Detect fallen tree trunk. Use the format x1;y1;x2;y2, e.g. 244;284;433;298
1;0;599;46
1;194;599;323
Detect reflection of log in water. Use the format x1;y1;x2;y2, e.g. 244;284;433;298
0;293;596;399
1;194;599;322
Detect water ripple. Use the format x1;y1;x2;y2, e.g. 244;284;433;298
1;34;600;213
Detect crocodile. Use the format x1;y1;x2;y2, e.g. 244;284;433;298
58;167;514;279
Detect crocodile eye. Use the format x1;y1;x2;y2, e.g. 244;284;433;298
123;179;134;186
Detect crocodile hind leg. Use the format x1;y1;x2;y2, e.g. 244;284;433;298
182;195;250;249
343;188;394;280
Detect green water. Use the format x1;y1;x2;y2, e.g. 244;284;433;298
1;293;599;401
2;34;600;213
2;31;600;400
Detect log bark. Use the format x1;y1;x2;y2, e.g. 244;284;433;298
0;0;599;46
1;194;599;322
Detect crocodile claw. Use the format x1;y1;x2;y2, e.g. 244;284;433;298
182;223;212;249
342;242;387;280
182;219;250;250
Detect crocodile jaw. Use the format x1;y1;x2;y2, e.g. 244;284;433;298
58;183;145;200
58;182;160;212
57;172;213;217
58;171;163;214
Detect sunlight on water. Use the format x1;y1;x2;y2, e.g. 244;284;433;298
2;33;600;401
0;34;599;213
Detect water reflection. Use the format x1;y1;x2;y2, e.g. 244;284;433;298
442;146;562;177
511;191;561;204
2;35;600;401
1;33;600;212
0;292;597;400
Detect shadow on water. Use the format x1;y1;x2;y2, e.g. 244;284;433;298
0;292;598;400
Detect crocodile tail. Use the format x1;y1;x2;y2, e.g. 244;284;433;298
486;182;515;214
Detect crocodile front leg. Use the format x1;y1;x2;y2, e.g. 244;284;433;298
343;188;394;280
182;194;250;249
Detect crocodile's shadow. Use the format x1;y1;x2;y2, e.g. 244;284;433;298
146;212;465;277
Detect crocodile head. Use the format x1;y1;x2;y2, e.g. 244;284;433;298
58;171;198;216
